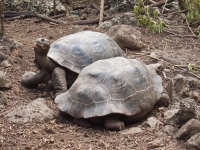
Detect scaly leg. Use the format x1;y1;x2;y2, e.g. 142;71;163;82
52;67;67;97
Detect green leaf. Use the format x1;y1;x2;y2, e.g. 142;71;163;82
153;10;159;19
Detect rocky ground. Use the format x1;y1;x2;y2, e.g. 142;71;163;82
0;1;200;150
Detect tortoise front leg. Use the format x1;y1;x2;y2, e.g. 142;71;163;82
52;67;67;97
21;69;50;87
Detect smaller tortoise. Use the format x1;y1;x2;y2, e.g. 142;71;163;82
21;31;125;96
55;57;167;131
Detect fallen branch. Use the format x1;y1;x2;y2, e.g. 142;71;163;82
36;14;67;24
35;13;66;23
5;15;26;21
92;3;109;16
4;11;36;18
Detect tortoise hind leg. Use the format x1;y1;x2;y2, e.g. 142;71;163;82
104;114;125;131
52;67;67;97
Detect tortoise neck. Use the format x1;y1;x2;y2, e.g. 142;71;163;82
35;53;56;74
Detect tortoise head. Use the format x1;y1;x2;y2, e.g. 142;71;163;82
34;38;50;56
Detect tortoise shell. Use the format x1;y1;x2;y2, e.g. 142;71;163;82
55;57;163;119
47;31;125;73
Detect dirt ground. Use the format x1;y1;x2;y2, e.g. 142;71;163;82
0;8;200;150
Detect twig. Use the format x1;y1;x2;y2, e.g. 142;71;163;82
54;0;56;16
175;65;200;68
99;0;104;24
51;15;115;26
164;29;197;38
162;0;168;14
186;19;196;36
92;3;109;16
148;55;200;80
151;0;175;7
82;0;95;13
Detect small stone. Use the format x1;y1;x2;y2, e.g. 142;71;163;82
119;127;143;135
175;119;200;140
186;133;200;149
173;74;184;93
147;139;165;148
163;125;177;135
0;71;11;90
0;135;4;146
0;91;7;108
143;117;163;128
12;40;23;49
164;69;170;72
164;109;179;126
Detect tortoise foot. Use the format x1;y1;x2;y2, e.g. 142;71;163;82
104;115;125;131
74;118;90;127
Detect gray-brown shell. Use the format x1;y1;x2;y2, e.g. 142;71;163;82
47;31;125;73
55;57;163;119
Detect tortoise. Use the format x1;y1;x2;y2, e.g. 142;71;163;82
55;57;167;131
21;31;125;96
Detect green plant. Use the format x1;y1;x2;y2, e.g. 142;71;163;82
185;0;200;24
184;0;200;39
188;63;200;72
134;0;167;33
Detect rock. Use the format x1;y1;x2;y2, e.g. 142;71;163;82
175;119;200;140
1;57;13;68
164;98;198;127
5;98;57;124
0;52;8;62
99;12;136;29
186;133;200;149
178;98;198;124
12;40;23;49
163;125;177;135
0;91;7;109
173;74;184;93
108;0;138;12
106;25;145;50
119;127;143;134
0;71;11;90
164;109;179;126
143;117;163;128
0;135;4;146
4;0;66;16
147;138;165;148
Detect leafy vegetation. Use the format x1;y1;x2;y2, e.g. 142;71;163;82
184;0;200;39
133;0;166;33
188;63;200;73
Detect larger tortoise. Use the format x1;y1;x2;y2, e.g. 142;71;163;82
55;57;165;131
21;31;125;96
